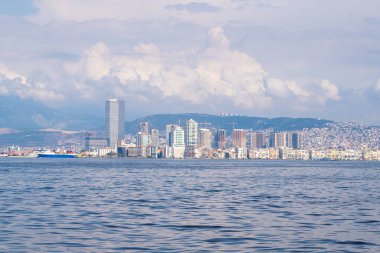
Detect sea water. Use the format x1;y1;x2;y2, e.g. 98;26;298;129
0;158;379;252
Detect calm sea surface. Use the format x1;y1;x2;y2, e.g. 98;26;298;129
0;158;379;252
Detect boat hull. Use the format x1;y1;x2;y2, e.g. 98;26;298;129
38;154;77;158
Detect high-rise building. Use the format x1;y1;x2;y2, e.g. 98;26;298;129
233;129;247;149
166;124;177;146
199;128;212;149
151;129;160;147
105;98;125;147
139;122;149;134
286;132;293;148
166;125;186;158
170;126;185;147
137;132;150;147
215;129;226;149
186;119;198;148
270;132;287;148
291;132;303;149
249;132;266;149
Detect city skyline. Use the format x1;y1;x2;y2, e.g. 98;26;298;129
1;97;379;159
0;1;380;124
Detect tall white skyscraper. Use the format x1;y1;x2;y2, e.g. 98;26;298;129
171;126;185;147
186;119;198;147
166;125;186;158
105;98;125;147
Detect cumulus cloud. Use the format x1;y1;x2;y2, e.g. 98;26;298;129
55;27;341;113
0;24;345;117
0;0;372;123
62;27;270;108
318;79;340;104
0;63;64;103
266;78;311;98
0;64;27;85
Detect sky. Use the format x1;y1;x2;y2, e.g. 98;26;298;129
0;0;380;123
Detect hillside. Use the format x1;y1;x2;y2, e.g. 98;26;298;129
125;113;333;135
0;96;101;130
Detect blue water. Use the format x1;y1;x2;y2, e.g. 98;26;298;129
0;159;379;252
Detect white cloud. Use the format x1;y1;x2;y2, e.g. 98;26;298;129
57;27;340;112
0;25;344;115
0;63;64;104
0;0;374;123
62;27;271;108
318;79;340;104
65;42;111;80
265;78;310;99
0;64;27;84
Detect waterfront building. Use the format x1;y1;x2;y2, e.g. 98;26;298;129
235;147;247;159
280;148;309;160
286;132;293;148
247;148;281;160
84;133;108;151
97;147;117;157
249;132;266;149
363;150;380;161
199;128;212;149
127;147;138;157
147;146;159;158
291;132;303;149
137;147;147;158
233;129;247;149
186;119;198;148
166;124;177;146
165;125;185;159
171;126;185;148
269;148;280;159
166;125;185;158
139;122;149;134
270;132;287;148
248;148;270;159
215;129;226;149
151;129;160;147
137;132;150;147
105;98;125;147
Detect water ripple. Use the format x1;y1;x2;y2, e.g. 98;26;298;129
0;158;379;252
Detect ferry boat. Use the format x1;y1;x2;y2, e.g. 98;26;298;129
37;150;77;158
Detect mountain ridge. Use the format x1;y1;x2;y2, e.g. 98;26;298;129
125;113;334;135
0;96;102;130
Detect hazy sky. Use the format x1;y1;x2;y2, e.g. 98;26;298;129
0;0;380;123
